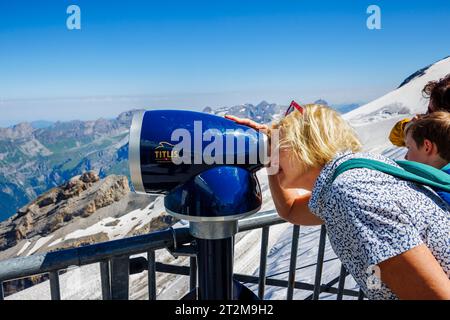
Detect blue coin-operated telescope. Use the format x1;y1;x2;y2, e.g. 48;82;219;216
129;109;269;300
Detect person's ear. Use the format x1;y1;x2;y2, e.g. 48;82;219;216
422;139;435;155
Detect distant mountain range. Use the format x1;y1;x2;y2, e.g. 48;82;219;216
0;101;359;222
0;111;136;221
30;121;55;129
203;100;360;121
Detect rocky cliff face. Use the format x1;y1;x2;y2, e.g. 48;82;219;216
0;122;35;140
0;110;142;221
0;172;130;251
0;171;178;297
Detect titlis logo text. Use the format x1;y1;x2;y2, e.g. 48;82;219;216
154;142;179;163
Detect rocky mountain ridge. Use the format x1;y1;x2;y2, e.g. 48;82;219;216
0;171;130;252
0;110;140;221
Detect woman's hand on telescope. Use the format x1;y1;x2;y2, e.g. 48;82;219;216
225;114;272;164
224;115;269;132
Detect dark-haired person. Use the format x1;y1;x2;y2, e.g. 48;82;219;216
389;73;450;147
405;112;450;205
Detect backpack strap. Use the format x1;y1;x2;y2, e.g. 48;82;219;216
332;158;450;193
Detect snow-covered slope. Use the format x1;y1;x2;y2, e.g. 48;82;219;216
345;57;450;121
344;56;450;155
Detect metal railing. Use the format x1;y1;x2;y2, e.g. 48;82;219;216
0;209;364;300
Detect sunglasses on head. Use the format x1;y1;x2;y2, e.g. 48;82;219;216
284;100;304;117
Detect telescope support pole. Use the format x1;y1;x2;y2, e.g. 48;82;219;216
196;237;234;300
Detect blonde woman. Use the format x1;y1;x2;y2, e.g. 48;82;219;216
226;102;450;300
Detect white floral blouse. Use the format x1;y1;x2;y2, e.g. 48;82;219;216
309;151;449;300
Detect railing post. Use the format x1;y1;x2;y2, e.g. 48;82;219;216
110;256;129;300
100;260;111;300
287;225;300;300
312;225;327;300
358;288;365;300
336;264;347;300
258;226;270;299
49;270;61;300
189;256;197;292
0;281;4;300
148;250;157;300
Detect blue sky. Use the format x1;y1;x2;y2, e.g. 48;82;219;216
0;0;449;126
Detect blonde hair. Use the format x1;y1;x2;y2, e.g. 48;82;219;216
271;104;362;173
